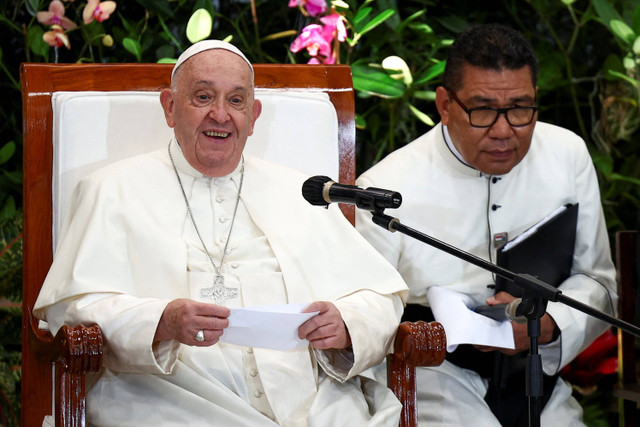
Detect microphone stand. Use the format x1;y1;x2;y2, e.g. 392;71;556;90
369;209;640;427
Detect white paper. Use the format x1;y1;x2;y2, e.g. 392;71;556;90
219;303;319;351
426;286;515;352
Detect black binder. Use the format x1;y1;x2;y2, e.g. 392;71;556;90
495;203;579;296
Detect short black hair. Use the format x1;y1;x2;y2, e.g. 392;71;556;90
442;23;538;91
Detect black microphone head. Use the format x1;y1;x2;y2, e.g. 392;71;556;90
302;175;333;206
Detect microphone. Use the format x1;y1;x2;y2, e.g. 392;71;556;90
302;175;402;211
473;298;528;324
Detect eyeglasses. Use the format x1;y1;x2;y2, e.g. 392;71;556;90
446;88;538;128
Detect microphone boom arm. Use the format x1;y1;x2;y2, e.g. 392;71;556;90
370;210;640;337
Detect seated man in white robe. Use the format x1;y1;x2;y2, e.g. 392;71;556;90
34;40;408;426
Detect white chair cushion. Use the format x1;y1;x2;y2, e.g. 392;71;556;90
51;89;339;247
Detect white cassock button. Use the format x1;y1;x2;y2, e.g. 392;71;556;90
246;347;253;354
215;195;225;203
254;390;263;398
250;369;258;377
231;263;239;269
219;217;229;223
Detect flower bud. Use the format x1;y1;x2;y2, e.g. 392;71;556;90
102;34;114;47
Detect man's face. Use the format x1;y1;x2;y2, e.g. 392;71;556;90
436;64;537;175
160;49;262;176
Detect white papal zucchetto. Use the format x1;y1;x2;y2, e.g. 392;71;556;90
171;40;254;81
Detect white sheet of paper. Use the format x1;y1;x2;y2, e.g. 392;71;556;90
219;303;319;351
427;286;515;352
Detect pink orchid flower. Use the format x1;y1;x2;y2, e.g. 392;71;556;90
288;0;327;17
320;12;347;42
83;0;117;24
36;1;77;30
290;24;334;64
43;24;70;49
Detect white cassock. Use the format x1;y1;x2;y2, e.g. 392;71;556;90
356;122;617;426
35;140;409;426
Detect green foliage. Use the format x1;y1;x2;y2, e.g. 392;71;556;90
0;0;639;424
0;215;21;426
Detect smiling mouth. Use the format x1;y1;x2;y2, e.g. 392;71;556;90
204;130;230;139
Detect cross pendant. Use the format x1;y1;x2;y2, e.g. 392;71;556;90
200;274;238;305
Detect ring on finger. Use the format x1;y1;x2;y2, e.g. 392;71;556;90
195;330;205;342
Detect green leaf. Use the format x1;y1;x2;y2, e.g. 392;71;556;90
0;142;16;165
134;0;175;19
408;104;435;126
610;173;640;187
352;7;373;33
193;0;215;17
0;197;16;222
412;90;436;101
357;9;395;37
123;38;142;62
414;61;446;85
396;9;426;34
355;114;366;130
155;44;176;61
592;0;623;30
24;0;39;16
186;9;213;44
351;64;405;98
27;26;48;59
633;36;640;55
119;15;136;35
157;58;177;64
607;69;639;88
591;153;613;176
610;20;637;45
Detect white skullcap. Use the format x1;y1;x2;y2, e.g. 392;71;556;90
171;40;253;81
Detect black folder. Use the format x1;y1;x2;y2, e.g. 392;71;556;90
494;203;579;296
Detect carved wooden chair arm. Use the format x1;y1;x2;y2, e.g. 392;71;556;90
387;320;447;427
28;311;103;426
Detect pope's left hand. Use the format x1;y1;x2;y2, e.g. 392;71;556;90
299;301;352;350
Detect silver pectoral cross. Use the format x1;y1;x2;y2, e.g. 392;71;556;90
200;274;238;305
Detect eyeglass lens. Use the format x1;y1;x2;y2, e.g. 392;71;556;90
470;107;536;127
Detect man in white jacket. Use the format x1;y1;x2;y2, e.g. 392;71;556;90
34;40;408;426
356;24;616;426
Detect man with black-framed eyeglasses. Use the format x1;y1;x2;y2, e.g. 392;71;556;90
357;23;616;426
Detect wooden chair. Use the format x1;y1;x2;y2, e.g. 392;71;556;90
613;230;640;426
21;62;446;427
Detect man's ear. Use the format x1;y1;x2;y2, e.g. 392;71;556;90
159;88;176;128
248;99;262;136
435;86;451;126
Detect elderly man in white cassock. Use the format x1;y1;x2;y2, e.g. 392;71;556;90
34;40;408;426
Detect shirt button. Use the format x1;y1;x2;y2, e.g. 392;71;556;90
250;369;258;377
254;390;263;398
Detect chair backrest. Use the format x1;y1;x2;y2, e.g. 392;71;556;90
21;62;355;426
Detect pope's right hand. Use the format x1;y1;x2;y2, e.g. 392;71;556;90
154;298;230;346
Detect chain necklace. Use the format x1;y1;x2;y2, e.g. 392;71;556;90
168;140;243;304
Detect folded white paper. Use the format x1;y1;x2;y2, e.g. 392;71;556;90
427;286;515;352
219;303;319;351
